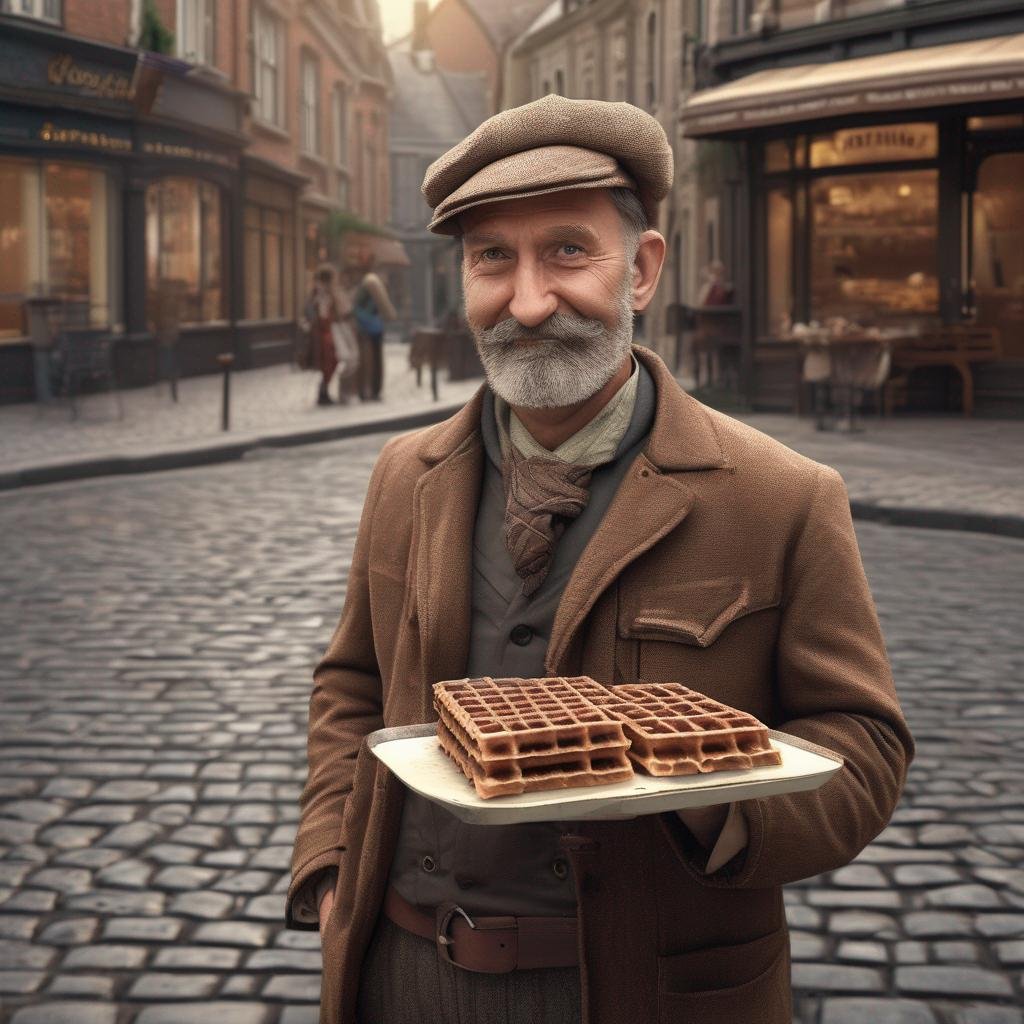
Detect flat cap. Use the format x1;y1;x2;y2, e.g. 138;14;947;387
422;94;674;235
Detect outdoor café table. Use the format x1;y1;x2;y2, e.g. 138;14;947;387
795;331;906;433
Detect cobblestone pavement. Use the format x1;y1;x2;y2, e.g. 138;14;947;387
0;432;1022;1024
2;347;1021;531
738;413;1024;525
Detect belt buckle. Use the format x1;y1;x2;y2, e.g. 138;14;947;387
436;902;476;966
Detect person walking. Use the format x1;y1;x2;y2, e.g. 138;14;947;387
303;264;355;407
352;254;397;402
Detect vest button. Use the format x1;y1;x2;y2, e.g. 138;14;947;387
421;855;437;873
510;624;534;646
552;858;569;880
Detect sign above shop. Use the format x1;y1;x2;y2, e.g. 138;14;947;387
0;104;132;154
139;134;238;169
46;53;135;102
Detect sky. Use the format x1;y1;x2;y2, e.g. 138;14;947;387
376;0;418;43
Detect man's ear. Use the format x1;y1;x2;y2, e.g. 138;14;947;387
631;230;667;312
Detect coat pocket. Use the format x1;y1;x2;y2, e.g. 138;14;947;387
657;928;790;1024
618;574;781;648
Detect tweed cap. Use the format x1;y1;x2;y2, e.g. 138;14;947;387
422;94;674;235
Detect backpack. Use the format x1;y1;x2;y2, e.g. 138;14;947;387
354;284;383;336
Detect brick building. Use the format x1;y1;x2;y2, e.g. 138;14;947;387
0;0;391;402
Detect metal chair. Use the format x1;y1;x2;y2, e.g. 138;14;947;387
55;327;124;420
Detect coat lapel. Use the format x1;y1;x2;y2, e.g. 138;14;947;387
546;346;732;675
411;388;486;719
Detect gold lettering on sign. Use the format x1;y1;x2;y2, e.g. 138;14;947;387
47;54;135;101
39;122;132;152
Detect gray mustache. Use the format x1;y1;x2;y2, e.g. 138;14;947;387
478;312;607;347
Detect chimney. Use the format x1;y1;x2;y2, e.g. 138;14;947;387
412;0;430;52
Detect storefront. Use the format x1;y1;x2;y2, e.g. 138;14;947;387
0;18;252;403
682;32;1024;416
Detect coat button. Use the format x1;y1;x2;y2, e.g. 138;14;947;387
552;857;569;880
509;623;534;646
421;855;437;873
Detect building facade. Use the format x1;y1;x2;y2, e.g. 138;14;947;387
507;0;704;370
0;0;391;403
388;4;490;337
684;0;1024;416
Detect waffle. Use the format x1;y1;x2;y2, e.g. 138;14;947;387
587;683;782;777
432;676;634;799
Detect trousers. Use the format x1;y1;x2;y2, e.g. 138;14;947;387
355;914;582;1024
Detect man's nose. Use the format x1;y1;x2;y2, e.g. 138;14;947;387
507;259;558;328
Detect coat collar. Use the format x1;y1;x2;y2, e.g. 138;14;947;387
415;345;730;473
410;343;732;696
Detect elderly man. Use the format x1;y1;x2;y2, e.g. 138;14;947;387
286;95;914;1024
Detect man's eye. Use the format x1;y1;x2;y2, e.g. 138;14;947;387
560;244;585;257
481;248;506;261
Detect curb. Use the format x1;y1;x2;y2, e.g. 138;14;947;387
1;409;1021;541
0;404;464;493
848;501;1024;540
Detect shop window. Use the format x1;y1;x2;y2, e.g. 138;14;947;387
967;114;1024;132
0;0;61;23
972;153;1024;359
145;178;225;325
766;188;793;334
253;5;284;128
244;203;295;321
300;53;321;156
809;169;938;325
0;158;117;340
177;0;215;66
810;123;937;169
764;140;792;174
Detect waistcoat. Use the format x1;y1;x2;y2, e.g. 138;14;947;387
386;360;656;916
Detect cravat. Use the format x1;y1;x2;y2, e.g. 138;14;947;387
501;441;594;597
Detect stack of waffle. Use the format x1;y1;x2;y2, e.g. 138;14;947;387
433;676;781;800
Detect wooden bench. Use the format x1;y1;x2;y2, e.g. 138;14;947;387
884;326;1001;416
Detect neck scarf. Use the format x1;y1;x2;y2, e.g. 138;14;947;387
497;356;640;596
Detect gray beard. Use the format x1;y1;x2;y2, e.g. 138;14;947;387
469;275;634;409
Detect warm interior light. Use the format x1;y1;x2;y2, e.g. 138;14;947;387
898;183;912;198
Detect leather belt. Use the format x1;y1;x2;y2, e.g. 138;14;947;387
383;885;579;973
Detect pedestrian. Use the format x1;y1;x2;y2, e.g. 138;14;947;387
352;253;396;402
303;263;356;407
286;94;914;1024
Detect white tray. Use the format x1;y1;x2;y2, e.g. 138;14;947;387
368;723;844;826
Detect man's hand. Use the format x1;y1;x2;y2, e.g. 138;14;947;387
675;802;730;849
319;889;335;929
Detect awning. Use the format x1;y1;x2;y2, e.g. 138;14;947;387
682;33;1024;137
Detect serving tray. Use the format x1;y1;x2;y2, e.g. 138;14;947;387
368;722;844;826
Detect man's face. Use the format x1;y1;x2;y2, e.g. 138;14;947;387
460;189;637;409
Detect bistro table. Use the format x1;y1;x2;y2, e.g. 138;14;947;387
790;329;904;433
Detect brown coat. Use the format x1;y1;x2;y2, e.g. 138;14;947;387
287;345;914;1024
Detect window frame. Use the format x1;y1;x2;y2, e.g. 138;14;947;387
0;0;61;25
299;51;321;157
252;4;284;129
177;0;216;67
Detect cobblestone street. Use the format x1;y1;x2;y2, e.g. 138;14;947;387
0;431;1021;1024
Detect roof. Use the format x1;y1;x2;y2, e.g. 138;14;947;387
387;49;490;147
682;32;1024;136
462;0;554;49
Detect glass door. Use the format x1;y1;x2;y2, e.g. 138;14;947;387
970;152;1024;360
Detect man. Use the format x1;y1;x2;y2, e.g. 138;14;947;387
286;95;914;1024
